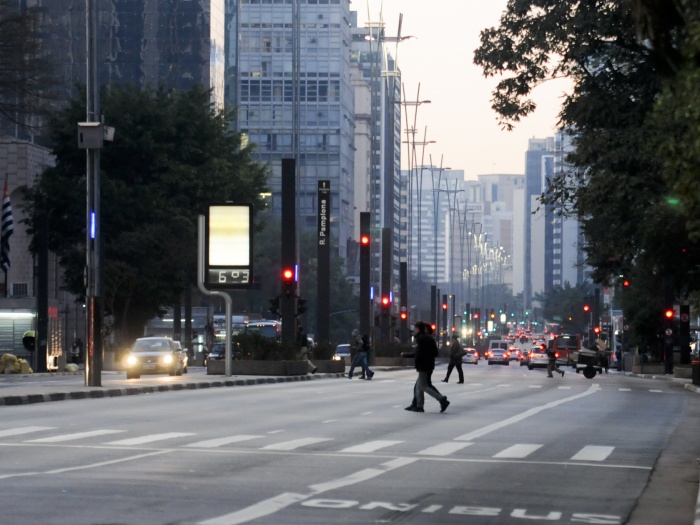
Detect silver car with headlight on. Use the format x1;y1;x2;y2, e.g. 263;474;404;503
125;337;184;379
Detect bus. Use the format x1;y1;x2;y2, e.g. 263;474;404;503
547;334;582;367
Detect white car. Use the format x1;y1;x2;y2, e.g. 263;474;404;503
333;343;351;364
487;348;510;365
461;348;479;365
527;346;550;370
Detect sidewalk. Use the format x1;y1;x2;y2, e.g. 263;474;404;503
0;367;345;406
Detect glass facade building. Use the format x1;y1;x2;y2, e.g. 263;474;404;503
238;0;355;259
36;0;225;110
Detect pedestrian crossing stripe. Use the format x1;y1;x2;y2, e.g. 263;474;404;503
0;427;626;463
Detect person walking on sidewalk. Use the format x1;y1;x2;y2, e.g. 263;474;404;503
545;343;565;378
404;321;449;413
442;334;464;384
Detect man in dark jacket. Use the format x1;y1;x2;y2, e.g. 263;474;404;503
405;322;449;413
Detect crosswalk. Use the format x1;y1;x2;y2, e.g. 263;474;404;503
1;425;620;464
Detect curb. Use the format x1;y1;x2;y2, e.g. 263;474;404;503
0;372;345;407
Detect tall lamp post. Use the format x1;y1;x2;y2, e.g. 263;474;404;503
429;159;450;298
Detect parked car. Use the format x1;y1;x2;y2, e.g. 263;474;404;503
124;337;185;379
333;343;351;364
204;343;225;366
203;342;244;365
527;345;550;370
462;348;479;365
487;348;510;365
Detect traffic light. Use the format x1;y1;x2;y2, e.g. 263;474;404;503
360;233;370;247
583;304;590;313
400;309;407;321
490;309;495;319
622;279;630;287
269;297;280;316
664;308;674;320
282;267;295;296
381;295;391;309
442;302;448;311
593;326;601;335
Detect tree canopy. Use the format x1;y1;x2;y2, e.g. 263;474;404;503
24;85;269;341
474;0;700;342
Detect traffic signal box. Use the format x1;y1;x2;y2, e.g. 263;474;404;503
282;267;295;296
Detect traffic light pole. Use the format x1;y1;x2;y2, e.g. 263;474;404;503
281;159;296;345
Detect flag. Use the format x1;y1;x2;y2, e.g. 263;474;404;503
1;177;14;271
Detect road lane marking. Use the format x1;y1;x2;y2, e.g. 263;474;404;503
649;389;663;393
26;429;126;443
416;442;472;456
619;388;631;391
493;444;542;459
571;446;614;462
104;432;195;446
455;384;600;441
183;435;263;448
262;437;332;451
0;426;54;438
0;450;172;480
529;385;542;389
198;457;417;525
340;440;403;453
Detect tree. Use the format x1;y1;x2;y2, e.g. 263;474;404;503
474;0;700;342
23;85;269;342
0;0;55;135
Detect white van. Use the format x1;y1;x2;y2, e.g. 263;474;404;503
488;340;509;351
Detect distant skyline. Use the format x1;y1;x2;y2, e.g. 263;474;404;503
354;0;570;180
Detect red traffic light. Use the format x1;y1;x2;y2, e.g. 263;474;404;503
282;268;294;281
593;326;601;334
400;311;407;320
381;295;391;307
473;313;479;319
583;305;590;312
664;309;674;319
442;303;448;310
360;234;370;246
623;280;630;287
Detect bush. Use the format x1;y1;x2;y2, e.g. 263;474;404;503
233;334;297;361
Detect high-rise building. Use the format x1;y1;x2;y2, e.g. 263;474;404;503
514;134;589;309
39;1;226;110
350;11;402;296
238;0;355;260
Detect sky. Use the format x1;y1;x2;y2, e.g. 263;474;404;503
353;0;570;180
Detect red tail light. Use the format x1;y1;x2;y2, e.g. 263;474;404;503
555;352;559;358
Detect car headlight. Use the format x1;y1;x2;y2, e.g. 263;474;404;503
332;355;340;361
126;355;137;366
163;354;173;365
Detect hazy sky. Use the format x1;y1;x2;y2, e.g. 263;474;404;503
354;0;570;180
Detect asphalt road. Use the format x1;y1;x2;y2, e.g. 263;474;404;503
0;362;698;525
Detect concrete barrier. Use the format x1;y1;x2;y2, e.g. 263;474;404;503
207;360;308;376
